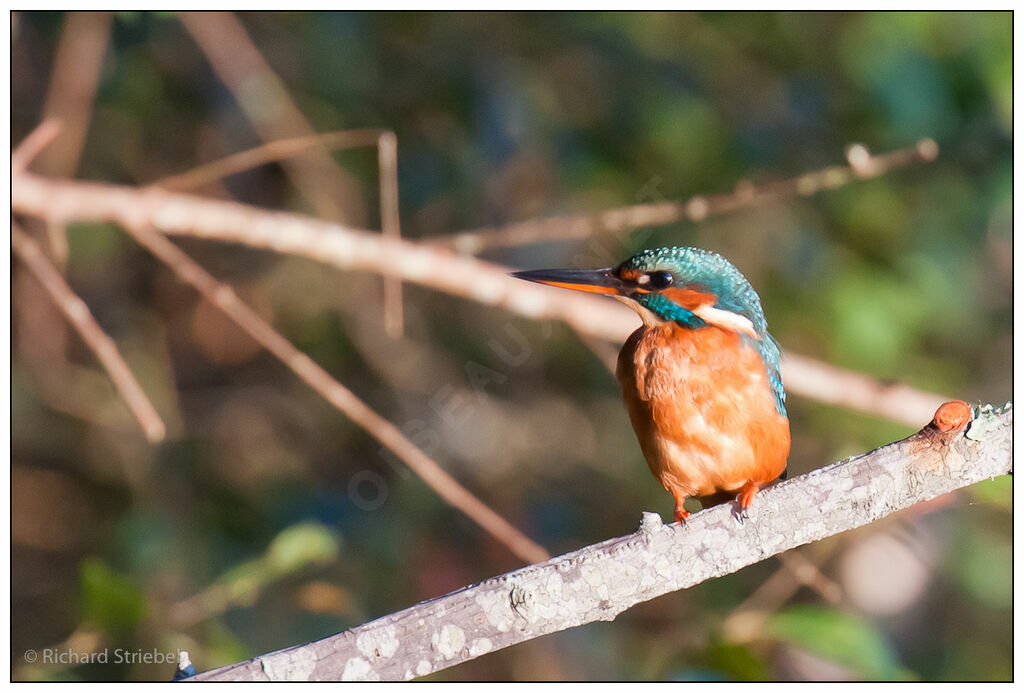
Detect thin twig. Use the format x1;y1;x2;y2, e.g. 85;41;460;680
179;11;365;226
377;131;404;339
11;119;62;172
34;11;112;266
10;165;952;427
428;139;940;254
11;222;166;443
152;126;406;337
720;544;844;646
119;222;549;566
725;546;844;638
36;11;111;178
152;129;386;192
189;403;1012;681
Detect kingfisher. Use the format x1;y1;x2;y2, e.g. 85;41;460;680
513;246;789;523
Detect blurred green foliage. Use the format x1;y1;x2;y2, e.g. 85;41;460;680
768;605;911;680
12;11;1010;682
79;559;149;633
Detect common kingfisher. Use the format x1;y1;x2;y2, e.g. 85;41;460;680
513;247;789;523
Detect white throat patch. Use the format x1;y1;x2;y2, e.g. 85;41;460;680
692;304;760;340
614;295;665;328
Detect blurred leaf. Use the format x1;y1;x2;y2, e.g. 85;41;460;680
190;522;342;619
767;605;909;680
79;558;148;631
217;561;264;606
264;522;340;577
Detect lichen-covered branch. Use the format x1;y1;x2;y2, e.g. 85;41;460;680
189;403;1011;682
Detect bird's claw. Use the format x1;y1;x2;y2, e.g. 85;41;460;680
731;503;749;525
732;485;759;524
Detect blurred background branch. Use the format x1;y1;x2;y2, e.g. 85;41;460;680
178;11;406;338
13;161;949;426
12;221;166;443
151;129;387;192
177;11;364;225
120;215;549;566
429;139;939;255
31;11;112;268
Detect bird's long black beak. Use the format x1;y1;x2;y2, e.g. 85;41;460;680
510;267;625;295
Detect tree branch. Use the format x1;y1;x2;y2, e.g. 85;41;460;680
11;222;166;443
188;402;1011;681
34;11;112;267
153;126;406;335
178;11;366;226
13;123;546;564
377;130;404;339
118;222;549;566
426;139;939;254
11;167;949;427
151;129;386;192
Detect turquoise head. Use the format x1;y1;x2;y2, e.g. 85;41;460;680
512;246;786;415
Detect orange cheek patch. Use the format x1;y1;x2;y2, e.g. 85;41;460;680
661;286;716;310
661;287;759;339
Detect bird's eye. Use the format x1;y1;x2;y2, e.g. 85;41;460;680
648;270;674;290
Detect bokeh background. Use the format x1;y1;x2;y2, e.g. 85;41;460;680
11;11;1011;682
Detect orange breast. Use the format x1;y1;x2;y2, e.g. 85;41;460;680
615;321;790;500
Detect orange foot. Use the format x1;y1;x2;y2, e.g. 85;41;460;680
737;483;761;510
732;484;761;523
674;498;690;524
